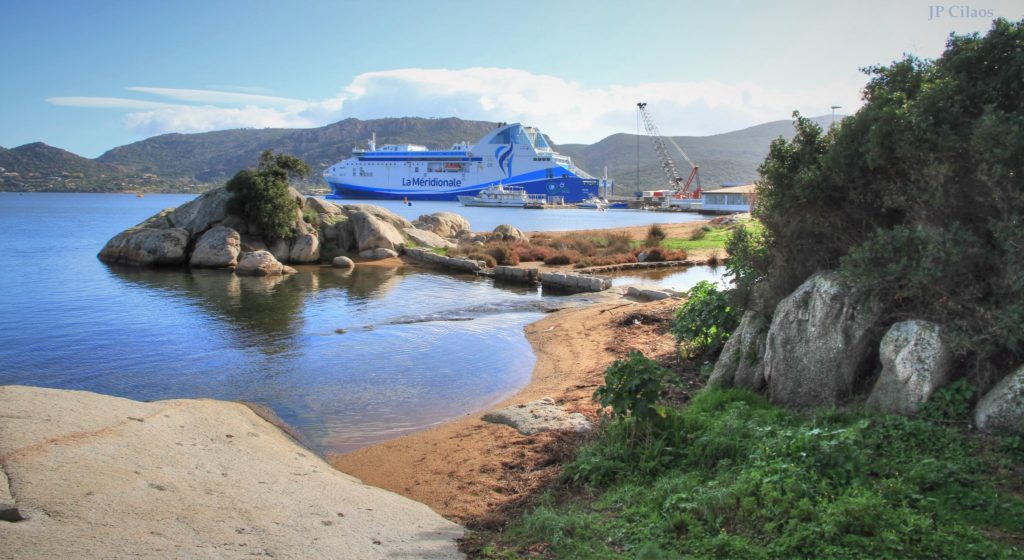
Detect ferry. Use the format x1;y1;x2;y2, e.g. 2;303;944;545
322;123;612;203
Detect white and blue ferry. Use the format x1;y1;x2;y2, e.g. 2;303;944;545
322;123;611;203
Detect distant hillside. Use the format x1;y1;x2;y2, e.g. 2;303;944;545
98;117;498;187
0;143;174;192
556;115;834;196
2;115;835;194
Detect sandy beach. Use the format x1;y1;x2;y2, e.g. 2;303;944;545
329;295;682;523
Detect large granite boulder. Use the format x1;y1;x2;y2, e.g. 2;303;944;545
764;272;881;408
350;211;406;252
413;212;471;239
403;227;455;249
0;385;464;558
289;232;320;264
482;398;592;435
359;248;399;260
866;320;954;415
166;187;232;235
320;217;356;260
189;226;241;268
98;227;190;267
974;365;1024;434
305;196;343;217
343;204;413;231
332;256;355;269
493;224;528;243
236;250;291;276
708;310;769;391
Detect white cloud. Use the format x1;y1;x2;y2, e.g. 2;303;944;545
48;69;867;141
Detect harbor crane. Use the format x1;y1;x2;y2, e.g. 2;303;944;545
636;102;701;198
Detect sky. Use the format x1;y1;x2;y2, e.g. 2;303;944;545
2;0;1022;158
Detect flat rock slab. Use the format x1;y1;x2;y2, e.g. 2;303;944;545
482;397;592;435
0;385;463;559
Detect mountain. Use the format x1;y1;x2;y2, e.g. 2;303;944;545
556;115;835;195
2;115;834;194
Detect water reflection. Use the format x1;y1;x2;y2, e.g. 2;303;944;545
609;265;731;292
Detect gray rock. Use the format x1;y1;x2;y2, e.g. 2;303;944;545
319;217;356;259
97;228;190;267
350;211;406;252
359;248;399;260
403;228;455;249
866;320;954;415
974;364;1024;434
482;398;592;435
305;197;343;217
268;237;291;263
134;208;174;229
189;226;240;268
626;285;676;301
0;467;22;522
764;272;881;408
236;250;285;276
493;224;528;242
413;212;471;239
342;204;413;231
288;232;320;263
166;187;233;235
709;310;769;391
332;256;355;269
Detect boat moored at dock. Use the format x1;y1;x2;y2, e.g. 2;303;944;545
323;123;612;203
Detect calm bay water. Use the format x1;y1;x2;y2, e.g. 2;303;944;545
0;193;708;454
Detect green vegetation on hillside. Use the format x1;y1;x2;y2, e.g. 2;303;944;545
476;386;1023;559
755;18;1024;384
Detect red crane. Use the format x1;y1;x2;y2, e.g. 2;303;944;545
637;102;701;199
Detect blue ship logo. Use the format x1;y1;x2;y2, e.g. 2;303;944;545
495;144;514;178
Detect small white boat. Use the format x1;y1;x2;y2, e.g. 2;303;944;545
457;184;530;207
576;196;608;210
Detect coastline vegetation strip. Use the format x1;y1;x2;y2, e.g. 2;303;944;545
471;387;1024;559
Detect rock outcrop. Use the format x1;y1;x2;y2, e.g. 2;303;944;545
482;398;592;435
236;250;291;276
708;309;769;391
413;212;471;239
493;224;528;242
165;187;232;235
98;227;190;267
0;385;463;559
189;226;241;268
288;231;320;263
332;256;355;269
764;272;881;408
974;365;1024;434
343;204;413;231
359;248;399;260
403;227;455;249
866;320;954;415
350;211;406;253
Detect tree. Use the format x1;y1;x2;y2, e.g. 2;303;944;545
754;18;1024;382
226;150;310;239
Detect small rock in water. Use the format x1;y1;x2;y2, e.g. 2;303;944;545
334;328;347;335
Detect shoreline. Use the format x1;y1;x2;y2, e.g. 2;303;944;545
329;295;680;523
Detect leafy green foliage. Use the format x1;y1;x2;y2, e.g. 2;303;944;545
226;150;309;239
724;221;768;307
593;351;669;423
497;389;1024;558
919;378;976;422
671;281;738;358
754;19;1024;381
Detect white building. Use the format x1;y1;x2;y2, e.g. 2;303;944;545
702;184;757;214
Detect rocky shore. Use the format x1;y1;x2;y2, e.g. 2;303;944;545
0;386;463;559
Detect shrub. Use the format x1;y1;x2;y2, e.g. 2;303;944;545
724;222;768;307
644;224;667;247
484;243;520;266
576;253;639;268
601;232;636;254
638;247;687;262
593;351;670;423
672;281;738;358
544;250;580;266
465;252;497;268
514;243;555;262
225;150;309;239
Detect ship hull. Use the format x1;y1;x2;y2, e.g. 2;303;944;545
326;175;604;203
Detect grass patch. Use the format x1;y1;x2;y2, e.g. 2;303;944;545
472;388;1024;558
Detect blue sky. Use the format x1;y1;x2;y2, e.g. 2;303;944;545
3;0;1022;157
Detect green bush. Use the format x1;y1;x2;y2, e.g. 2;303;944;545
671;281;738;358
226;150;310;239
724;222;768;307
593;351;669;423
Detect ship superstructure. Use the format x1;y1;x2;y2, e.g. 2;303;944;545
322;123;610;203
